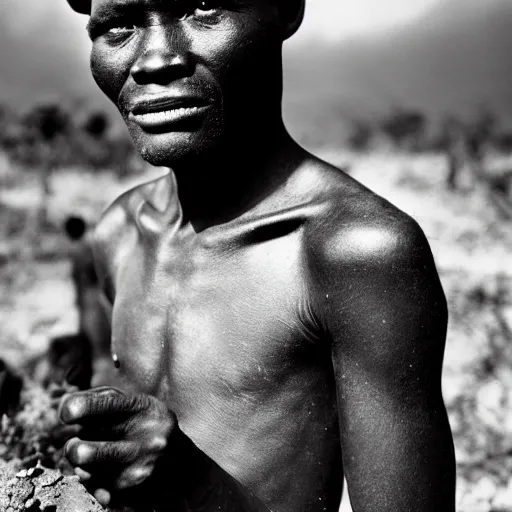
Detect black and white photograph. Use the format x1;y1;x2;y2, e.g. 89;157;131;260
0;0;511;510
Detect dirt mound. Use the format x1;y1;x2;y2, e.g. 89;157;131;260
0;459;105;512
0;378;108;512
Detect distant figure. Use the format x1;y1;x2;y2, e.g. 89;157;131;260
65;215;99;310
64;216;113;387
464;126;488;186
443;114;492;191
441;117;466;191
0;359;22;416
44;333;93;391
29;217;113;390
30;216;115;389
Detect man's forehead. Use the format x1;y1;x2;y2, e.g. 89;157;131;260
69;0;185;15
70;0;262;15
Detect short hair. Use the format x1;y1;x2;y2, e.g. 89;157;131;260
67;0;91;14
64;215;87;240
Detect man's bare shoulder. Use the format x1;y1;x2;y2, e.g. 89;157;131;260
91;173;171;297
301;157;447;353
94;172;171;253
300;157;436;276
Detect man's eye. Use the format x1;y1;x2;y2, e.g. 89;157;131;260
107;25;135;35
176;0;222;21
195;0;221;13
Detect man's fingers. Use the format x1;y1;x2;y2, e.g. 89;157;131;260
65;438;156;492
74;466;93;482
94;488;111;507
64;437;139;468
58;387;145;425
58;387;120;424
49;423;82;448
114;464;154;490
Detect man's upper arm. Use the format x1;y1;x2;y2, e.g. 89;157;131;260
312;212;455;512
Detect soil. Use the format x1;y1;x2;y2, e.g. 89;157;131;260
0;378;107;511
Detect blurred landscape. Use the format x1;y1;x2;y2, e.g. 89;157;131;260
1;0;512;510
1;94;512;512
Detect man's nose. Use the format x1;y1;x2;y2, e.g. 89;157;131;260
130;26;192;85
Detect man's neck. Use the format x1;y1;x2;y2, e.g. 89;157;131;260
171;126;304;232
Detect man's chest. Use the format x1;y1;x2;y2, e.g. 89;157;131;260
109;231;314;416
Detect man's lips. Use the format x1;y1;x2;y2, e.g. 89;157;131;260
128;96;211;129
130;96;210;115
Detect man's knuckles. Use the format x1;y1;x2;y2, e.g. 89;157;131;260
65;438;139;467
60;389;174;425
74;467;93;482
144;434;168;454
59;388;131;424
120;407;174;440
65;437;96;466
91;386;124;396
59;395;87;424
94;488;111;507
88;390;149;416
115;465;154;490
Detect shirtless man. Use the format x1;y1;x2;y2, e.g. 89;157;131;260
59;1;456;511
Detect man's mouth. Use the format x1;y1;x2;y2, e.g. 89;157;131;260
128;96;210;129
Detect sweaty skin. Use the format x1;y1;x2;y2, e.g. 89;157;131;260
60;0;456;511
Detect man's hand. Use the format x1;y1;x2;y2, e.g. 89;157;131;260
59;387;271;512
58;387;176;506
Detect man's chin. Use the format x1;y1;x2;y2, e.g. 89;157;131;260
131;131;220;167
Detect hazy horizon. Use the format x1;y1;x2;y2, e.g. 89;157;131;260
1;0;511;138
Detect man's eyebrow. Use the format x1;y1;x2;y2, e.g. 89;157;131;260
86;2;142;36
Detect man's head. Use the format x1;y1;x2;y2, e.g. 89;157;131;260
64;215;87;240
68;0;305;167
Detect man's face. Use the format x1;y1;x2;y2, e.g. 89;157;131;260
88;0;285;166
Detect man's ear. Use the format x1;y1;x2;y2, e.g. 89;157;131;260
278;0;306;40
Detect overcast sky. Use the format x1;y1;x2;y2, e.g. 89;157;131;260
1;0;511;133
0;0;442;107
301;0;440;39
2;0;442;44
0;0;450;103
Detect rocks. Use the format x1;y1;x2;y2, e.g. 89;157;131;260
0;381;63;469
0;379;132;512
457;473;512;512
0;459;105;512
491;479;512;511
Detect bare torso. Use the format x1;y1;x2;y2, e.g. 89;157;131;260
95;161;405;512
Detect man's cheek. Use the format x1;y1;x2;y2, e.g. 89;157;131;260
191;16;268;75
90;48;129;106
